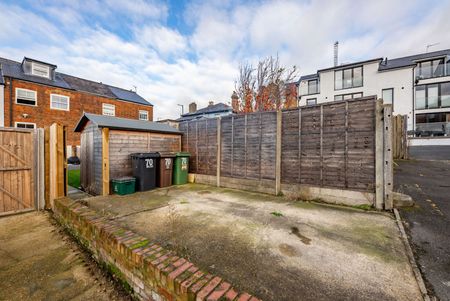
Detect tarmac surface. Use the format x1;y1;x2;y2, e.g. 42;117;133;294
395;159;450;300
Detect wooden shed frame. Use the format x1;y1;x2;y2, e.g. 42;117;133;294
75;113;182;196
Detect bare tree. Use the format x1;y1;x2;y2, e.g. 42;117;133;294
234;55;298;112
234;62;255;113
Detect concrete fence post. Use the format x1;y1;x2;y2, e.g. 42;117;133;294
216;117;221;187
375;99;384;210
275;110;282;195
383;104;394;209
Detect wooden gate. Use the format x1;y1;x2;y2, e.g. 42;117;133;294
0;128;36;215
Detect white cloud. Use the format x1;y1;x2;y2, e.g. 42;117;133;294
136;26;188;55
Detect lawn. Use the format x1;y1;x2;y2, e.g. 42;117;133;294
68;169;80;188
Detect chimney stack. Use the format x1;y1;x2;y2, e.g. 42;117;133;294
334;41;339;67
208;101;214;106
231;91;239;112
189;102;197;113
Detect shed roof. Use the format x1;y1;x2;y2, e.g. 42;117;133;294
74;113;181;134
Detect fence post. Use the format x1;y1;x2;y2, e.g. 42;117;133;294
49;123;66;209
375;99;384;210
216;117;221;187
383;104;394;210
44;127;50;209
102;128;110;196
275;110;282;195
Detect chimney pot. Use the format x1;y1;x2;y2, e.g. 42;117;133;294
208;101;214;106
188;102;197;113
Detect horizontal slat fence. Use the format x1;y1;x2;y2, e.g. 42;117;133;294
181;97;377;193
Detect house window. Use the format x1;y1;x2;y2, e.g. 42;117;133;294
102;103;115;116
382;88;394;108
139;110;149;121
50;94;70;111
335;66;363;90
15;122;36;129
16;88;37;106
307;79;319;94
31;62;50;78
417;59;446;79
306;98;317;106
415;82;450;110
334;92;363;101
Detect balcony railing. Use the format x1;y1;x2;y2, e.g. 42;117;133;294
412;122;450;137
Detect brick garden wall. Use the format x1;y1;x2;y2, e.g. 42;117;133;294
53;197;260;301
3;78;153;146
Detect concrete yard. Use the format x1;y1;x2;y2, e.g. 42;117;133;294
0;212;131;301
84;184;422;301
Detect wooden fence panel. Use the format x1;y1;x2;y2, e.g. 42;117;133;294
393;115;408;160
179;97;379;194
300;106;321;185
260;112;277;180
322;102;346;188
346;99;376;191
281;110;300;184
0;128;35;214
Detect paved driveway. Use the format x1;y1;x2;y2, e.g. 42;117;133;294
395;160;450;300
85;184;421;301
0;212;131;301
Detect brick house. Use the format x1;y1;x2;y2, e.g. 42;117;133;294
0;56;153;154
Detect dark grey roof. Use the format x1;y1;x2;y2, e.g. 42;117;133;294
0;64;4;85
0;57;72;89
318;58;383;73
74;113;181;134
107;85;149;105
299;73;319;82
378;49;450;71
0;57;152;106
180;103;232;117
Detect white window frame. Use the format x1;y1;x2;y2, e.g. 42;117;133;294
15;122;36;129
50;94;70;111
31;62;50;78
102;103;116;116
139;110;149;121
15;88;37;106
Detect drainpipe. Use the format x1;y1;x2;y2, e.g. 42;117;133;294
9;77;13;127
412;66;416;133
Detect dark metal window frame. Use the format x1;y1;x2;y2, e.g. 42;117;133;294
306;98;317;105
382;88;394;110
417;58;447;79
307;79;319;95
334;65;364;91
334;92;363;101
415;81;450;110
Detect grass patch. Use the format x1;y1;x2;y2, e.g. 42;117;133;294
351;204;373;211
68;169;80;188
270;211;283;217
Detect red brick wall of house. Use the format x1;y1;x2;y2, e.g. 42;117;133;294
3;78;154;146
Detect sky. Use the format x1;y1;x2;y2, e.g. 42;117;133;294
0;0;449;119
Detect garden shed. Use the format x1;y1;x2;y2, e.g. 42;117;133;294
74;113;182;196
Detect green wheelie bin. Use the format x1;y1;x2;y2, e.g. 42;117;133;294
173;152;190;185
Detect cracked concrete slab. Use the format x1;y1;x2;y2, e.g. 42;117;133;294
84;184;422;301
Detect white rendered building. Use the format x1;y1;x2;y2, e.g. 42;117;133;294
298;49;450;145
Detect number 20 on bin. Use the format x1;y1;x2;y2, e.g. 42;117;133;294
145;159;154;168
